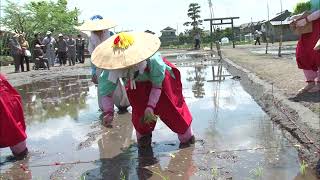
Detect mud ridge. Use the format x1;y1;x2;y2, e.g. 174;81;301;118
222;57;320;167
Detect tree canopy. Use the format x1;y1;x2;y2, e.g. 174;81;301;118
184;3;203;34
0;0;80;39
293;1;311;15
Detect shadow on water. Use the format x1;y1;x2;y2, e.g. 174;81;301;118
1;67;318;179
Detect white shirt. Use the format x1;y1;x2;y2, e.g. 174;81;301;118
42;36;56;51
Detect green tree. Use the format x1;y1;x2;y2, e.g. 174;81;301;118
0;0;80;40
184;3;203;33
0;0;31;34
293;1;311;15
221;28;233;40
26;0;80;35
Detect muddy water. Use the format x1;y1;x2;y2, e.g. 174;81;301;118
0;67;317;179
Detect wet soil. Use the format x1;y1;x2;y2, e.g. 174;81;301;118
221;43;320;115
0;64;318;179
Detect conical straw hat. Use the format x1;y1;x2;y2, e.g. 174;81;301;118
91;32;161;70
77;18;117;31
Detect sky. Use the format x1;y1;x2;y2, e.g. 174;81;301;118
5;0;304;35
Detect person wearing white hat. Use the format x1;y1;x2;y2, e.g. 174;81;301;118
78;15;130;113
91;32;195;148
42;31;56;67
34;44;50;70
57;33;68;66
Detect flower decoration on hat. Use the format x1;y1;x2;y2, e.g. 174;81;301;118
113;32;134;49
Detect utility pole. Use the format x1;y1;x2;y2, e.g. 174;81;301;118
208;0;214;51
278;0;283;57
265;0;270;54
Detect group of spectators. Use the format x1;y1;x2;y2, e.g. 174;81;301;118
8;33;31;72
8;31;86;72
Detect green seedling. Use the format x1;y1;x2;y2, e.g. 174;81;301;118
140;112;158;124
249;166;263;179
300;160;308;175
150;170;169;180
80;175;86;180
211;167;218;178
120;169;126;180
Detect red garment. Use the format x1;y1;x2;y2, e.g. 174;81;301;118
296;19;320;71
127;58;192;135
0;74;27;148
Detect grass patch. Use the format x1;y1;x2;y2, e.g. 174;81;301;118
0;56;13;66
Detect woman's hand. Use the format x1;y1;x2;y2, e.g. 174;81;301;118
144;107;154;117
103;113;114;127
141;107;157;124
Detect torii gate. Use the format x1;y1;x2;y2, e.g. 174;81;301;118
204;17;239;50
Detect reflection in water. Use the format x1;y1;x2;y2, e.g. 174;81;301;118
1;66;318;179
80;113;134;179
82;113;197;179
97;113;133;179
180;66;319;179
17;75;91;124
187;66;206;98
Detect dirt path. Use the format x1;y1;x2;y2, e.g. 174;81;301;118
0;60;92;87
221;43;320;114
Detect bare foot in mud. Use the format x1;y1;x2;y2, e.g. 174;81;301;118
179;135;195;149
13;148;29;160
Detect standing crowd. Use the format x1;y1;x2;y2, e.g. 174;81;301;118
8;31;86;72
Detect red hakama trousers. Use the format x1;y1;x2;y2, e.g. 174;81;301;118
127;58;192;135
0;75;27;148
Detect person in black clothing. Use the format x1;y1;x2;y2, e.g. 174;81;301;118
254;30;262;45
32;33;42;48
34;44;49;70
76;34;85;63
31;33;43;62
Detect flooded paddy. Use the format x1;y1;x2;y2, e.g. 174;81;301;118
0;65;318;179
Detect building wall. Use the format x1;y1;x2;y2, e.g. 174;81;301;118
160;30;178;46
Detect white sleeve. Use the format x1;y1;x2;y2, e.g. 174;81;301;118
308;10;320;22
88;36;95;55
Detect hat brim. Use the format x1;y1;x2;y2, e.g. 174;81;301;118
92;32;161;70
77;19;117;31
